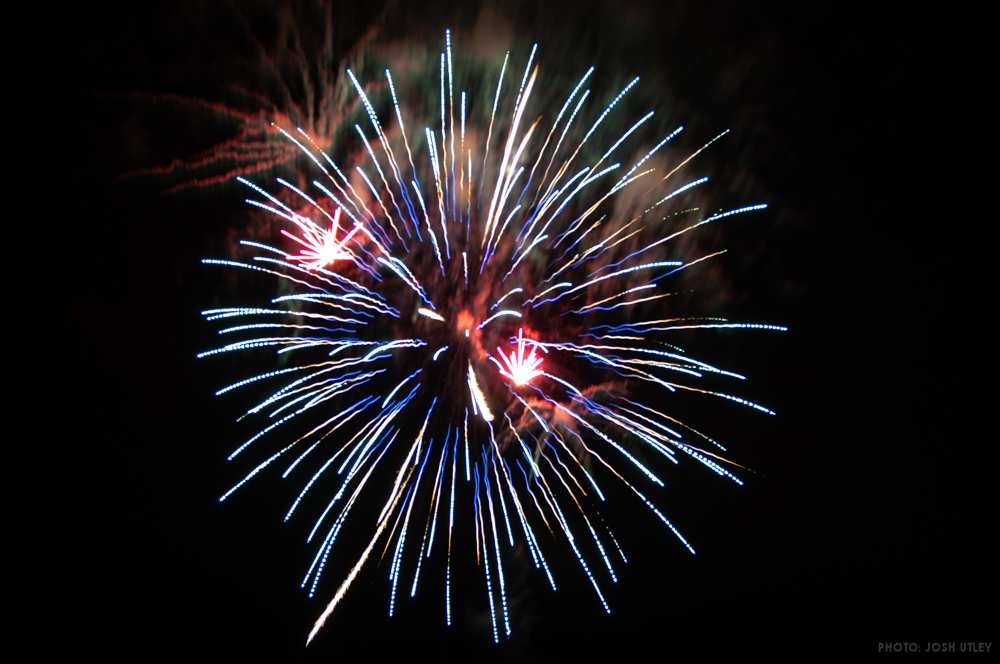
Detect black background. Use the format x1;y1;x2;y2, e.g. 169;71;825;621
62;1;989;660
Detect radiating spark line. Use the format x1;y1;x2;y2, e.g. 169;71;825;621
417;307;445;322
477;309;522;330
467;363;495;422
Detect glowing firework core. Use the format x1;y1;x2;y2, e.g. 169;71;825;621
496;328;544;386
283;209;360;270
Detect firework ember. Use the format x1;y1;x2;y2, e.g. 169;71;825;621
198;29;785;645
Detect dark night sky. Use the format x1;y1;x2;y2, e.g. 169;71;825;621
61;1;989;661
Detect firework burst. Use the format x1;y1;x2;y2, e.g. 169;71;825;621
198;29;785;645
